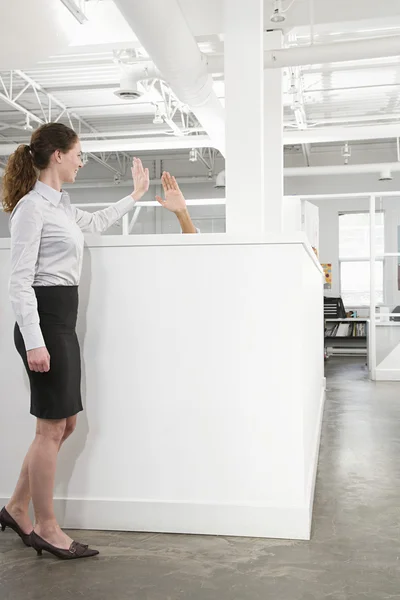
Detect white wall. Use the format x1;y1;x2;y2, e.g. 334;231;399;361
0;234;324;540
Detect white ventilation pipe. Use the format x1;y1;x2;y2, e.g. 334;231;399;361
285;162;400;177
264;35;400;68
0;136;213;157
112;33;400;80
113;0;225;155
115;62;162;83
205;35;400;71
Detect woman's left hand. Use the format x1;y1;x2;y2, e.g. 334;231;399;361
131;157;150;200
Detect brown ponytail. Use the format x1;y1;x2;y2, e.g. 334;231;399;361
2;145;37;213
1;123;78;213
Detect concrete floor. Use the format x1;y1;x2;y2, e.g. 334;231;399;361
1;357;400;599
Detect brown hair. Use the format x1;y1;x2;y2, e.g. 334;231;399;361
1;123;78;213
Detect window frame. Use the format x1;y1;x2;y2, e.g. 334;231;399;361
338;211;385;308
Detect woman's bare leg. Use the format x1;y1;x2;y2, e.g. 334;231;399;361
6;415;77;544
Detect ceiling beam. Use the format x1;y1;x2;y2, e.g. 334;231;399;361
285;162;400;177
0;92;44;125
0;135;214;156
1;123;400;156
284;124;400;144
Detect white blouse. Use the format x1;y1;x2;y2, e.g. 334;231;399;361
9;180;136;351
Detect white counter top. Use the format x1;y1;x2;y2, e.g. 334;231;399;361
0;232;323;275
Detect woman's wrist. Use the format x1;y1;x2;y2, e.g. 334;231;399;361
131;191;143;202
175;207;189;217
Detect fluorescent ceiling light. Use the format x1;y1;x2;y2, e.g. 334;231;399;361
68;0;136;46
59;0;88;24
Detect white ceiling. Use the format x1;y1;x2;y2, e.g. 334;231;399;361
1;0;400;181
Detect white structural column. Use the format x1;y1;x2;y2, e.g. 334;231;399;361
224;0;264;234
264;30;284;232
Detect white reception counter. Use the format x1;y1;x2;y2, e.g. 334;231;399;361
0;233;324;539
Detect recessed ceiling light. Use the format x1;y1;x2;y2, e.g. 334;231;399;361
271;9;285;23
270;0;286;23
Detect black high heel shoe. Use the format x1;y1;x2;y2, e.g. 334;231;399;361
0;507;32;547
30;531;99;560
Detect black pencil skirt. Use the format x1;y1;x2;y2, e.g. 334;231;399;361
14;286;83;420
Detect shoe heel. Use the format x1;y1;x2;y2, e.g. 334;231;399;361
36;549;42;556
1;523;5;532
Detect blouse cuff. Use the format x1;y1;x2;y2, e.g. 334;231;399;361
115;195;136;218
20;323;45;352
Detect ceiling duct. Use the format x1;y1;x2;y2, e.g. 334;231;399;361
263;34;400;69
204;35;400;72
113;0;225;155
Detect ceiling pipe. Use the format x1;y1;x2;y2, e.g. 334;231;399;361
105;34;400;84
113;0;225;155
206;35;400;71
284;124;400;145
105;34;400;80
264;35;400;69
118;62;162;82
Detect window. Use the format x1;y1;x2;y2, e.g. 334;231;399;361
339;212;384;307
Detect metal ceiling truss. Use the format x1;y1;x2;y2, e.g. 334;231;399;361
147;78;200;137
0;69;130;177
192;147;218;174
0;70;216;181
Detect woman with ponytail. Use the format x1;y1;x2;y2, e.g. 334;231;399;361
0;123;153;559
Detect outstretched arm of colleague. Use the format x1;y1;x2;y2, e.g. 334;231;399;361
156;172;198;233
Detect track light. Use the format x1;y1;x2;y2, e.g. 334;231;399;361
379;168;392;181
271;0;286;23
189;148;197;162
59;0;88;24
153;106;163;125
23;114;33;131
214;170;226;188
341;142;351;165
